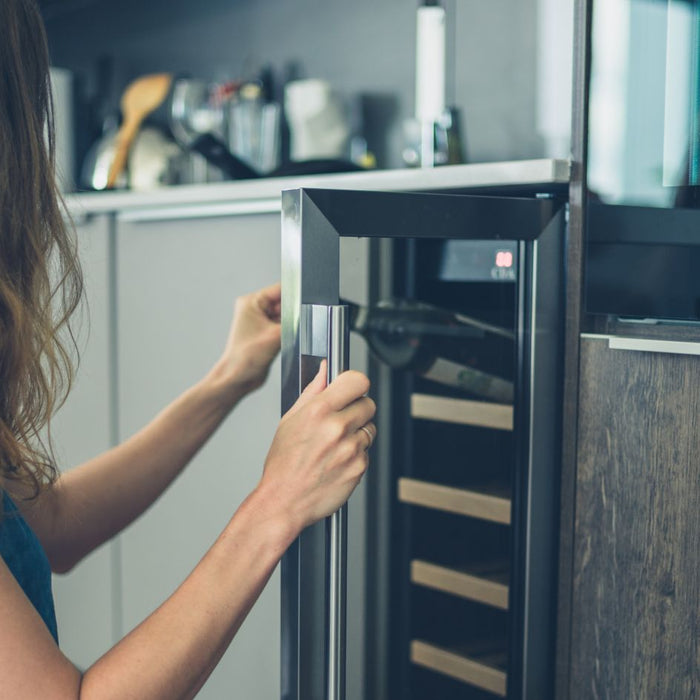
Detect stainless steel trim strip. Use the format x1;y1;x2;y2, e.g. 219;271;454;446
300;305;330;358
581;334;700;356
325;305;349;700
522;237;537;697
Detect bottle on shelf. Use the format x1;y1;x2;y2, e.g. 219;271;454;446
343;298;515;403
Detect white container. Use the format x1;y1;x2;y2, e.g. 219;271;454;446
415;4;446;123
284;79;349;161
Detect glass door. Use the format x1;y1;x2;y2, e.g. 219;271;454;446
280;188;566;700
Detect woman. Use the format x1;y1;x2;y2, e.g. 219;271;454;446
0;1;376;697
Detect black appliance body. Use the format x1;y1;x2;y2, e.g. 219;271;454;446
585;0;700;323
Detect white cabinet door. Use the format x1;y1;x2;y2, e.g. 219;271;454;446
51;214;117;668
115;211;281;700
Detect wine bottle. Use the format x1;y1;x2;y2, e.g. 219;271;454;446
344;298;515;404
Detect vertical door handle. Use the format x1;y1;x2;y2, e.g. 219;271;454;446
300;304;350;700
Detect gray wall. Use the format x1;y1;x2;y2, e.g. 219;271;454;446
44;0;567;171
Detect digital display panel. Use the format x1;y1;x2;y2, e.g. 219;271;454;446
439;240;517;282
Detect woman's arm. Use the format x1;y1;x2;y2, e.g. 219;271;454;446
19;283;282;573
0;486;291;700
0;365;376;700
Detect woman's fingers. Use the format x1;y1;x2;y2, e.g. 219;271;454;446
321;370;370;411
255;282;281;321
260;366;376;531
286;361;328;416
336;395;376;435
287;366;369;419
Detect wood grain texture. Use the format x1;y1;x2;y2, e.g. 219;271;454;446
570;337;700;699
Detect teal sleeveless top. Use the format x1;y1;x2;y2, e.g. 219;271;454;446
0;491;58;642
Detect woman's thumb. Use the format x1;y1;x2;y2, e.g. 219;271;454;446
288;360;327;414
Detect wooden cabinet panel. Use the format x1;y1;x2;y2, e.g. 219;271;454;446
571;337;700;699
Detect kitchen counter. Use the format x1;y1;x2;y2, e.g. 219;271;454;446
65;159;570;221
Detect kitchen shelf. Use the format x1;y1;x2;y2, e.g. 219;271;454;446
411;640;507;697
411;560;509;610
398;478;512;525
411;394;514;431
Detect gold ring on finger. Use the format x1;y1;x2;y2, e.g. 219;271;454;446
360;425;374;450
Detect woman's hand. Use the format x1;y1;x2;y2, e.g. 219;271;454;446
209;282;282;408
255;363;376;535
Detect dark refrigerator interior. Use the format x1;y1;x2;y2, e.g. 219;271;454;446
367;232;563;699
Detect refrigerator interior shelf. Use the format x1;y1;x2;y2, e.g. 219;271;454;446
398;478;512;525
411;393;514;431
410;639;507;697
411;559;509;610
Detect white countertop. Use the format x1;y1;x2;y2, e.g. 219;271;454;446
65;159;570;220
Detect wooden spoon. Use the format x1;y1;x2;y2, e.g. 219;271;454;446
106;73;173;189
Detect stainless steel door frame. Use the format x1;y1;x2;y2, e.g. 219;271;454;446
280;187;565;700
281;193;344;700
511;208;566;699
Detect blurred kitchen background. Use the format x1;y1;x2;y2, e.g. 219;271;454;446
35;3;700;700
39;3;575;700
40;0;573;192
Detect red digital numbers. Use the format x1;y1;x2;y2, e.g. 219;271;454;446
495;251;513;268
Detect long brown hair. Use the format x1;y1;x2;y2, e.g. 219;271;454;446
0;0;83;498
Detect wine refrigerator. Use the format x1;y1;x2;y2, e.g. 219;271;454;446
280;186;567;700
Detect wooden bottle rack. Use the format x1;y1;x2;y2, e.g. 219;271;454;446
411;640;508;697
398;478;512;525
411;559;509;610
411;394;514;431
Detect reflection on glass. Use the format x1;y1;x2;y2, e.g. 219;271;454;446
344;297;515;403
588;0;700;208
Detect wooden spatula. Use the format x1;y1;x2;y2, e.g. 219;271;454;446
106;73;173;189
